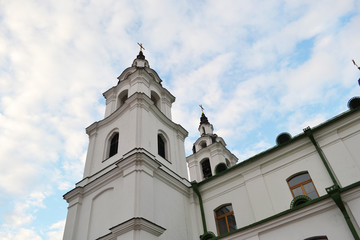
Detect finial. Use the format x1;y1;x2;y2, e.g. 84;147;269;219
137;42;145;53
136;43;146;60
199;104;204;114
199;104;209;124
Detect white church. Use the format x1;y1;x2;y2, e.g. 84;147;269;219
63;50;360;240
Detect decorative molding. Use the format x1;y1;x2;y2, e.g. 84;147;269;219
290;195;311;209
65;148;191;204
97;217;166;240
63;186;84;204
218;197;335;240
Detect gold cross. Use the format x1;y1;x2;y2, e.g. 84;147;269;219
137;43;145;52
199;104;204;114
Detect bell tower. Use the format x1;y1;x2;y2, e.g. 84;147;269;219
82;50;188;179
63;50;192;240
186;110;238;182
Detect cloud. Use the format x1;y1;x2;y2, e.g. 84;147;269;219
0;0;359;239
0;228;42;240
47;220;65;240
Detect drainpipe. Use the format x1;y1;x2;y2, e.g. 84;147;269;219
191;181;208;234
303;127;338;186
191;181;216;240
326;185;360;240
304;127;360;240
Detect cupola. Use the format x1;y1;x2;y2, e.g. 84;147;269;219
102;49;173;119
186;107;238;182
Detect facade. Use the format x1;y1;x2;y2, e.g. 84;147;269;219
63;51;360;240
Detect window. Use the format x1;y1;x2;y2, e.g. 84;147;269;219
201;158;212;179
287;172;319;199
157;134;167;159
109;133;119;158
151;91;161;109
215;204;237;235
199;141;207;149
117;90;128;109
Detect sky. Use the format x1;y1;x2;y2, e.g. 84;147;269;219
0;0;360;239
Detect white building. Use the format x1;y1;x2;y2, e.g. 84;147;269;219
63;51;360;240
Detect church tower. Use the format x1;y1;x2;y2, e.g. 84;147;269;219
186;111;238;182
63;50;194;240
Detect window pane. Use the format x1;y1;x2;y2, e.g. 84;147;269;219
227;215;237;231
216;205;232;216
303;182;318;199
288;173;310;187
218;218;227;235
158;135;165;159
109;133;119;157
292;187;304;197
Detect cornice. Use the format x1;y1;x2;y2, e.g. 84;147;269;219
155;166;191;196
63;186;84;204
187;142;237;163
217;196;334;240
97;217;166;240
85;93;187;138
64;148;191;204
197;109;360;188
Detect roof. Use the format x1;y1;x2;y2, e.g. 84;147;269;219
198;106;360;186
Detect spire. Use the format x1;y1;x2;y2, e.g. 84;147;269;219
199;104;209;124
137;42;146;59
200;113;209;125
137;50;145;60
198;105;213;135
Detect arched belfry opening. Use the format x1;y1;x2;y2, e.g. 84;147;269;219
117;90;128;109
199;141;207;149
201;158;212;179
151;91;161;109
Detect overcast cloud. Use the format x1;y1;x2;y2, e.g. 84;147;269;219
0;0;359;239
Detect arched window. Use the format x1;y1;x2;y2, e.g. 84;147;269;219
151;91;161;109
214;204;237;235
287;171;319;199
201;158;212;179
108;133;119;158
117;90;128;109
157;134;167;159
199;141;207;149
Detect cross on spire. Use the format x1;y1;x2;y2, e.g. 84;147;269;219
352;60;360;87
199;104;204;114
137;42;145;52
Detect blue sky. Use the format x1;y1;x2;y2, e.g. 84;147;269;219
0;0;360;239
